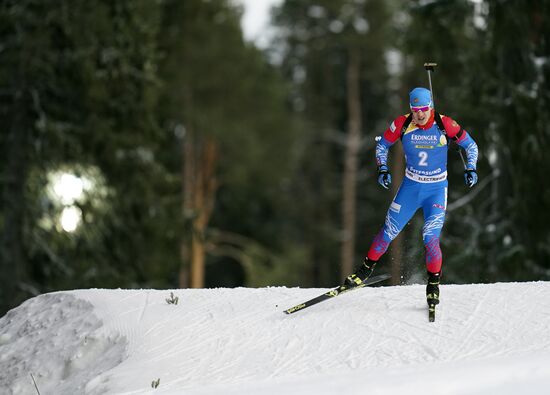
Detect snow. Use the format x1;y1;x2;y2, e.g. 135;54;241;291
238;0;283;48
2;281;550;394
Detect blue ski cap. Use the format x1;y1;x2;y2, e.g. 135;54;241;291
409;87;432;107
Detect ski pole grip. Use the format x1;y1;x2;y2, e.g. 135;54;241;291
424;62;437;72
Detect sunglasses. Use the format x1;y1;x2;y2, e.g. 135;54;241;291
410;105;431;113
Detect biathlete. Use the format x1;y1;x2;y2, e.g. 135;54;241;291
345;87;479;308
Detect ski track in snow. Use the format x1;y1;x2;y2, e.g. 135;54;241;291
1;282;550;394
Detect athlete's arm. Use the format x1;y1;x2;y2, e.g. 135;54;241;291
376;115;408;167
442;116;479;170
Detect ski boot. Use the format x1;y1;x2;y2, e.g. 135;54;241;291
344;258;377;288
426;271;441;322
426;271;441;305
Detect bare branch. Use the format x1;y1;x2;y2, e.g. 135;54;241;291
447;169;500;212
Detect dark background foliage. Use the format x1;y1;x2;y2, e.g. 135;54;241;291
1;0;549;315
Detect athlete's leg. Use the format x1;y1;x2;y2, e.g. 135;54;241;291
366;181;420;261
347;181;420;287
421;185;447;273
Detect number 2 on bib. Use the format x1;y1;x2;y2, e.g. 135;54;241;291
418;151;428;166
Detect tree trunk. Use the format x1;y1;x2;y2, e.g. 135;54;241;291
1;88;29;314
1;27;30;313
390;144;404;284
341;47;362;280
179;130;218;289
179;128;194;289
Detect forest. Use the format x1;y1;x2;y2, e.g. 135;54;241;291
1;0;549;316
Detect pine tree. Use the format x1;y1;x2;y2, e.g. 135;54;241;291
158;0;297;288
273;0;393;285
0;0;165;313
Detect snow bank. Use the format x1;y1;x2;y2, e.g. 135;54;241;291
1;281;550;394
0;293;126;395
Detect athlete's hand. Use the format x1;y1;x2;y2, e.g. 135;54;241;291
378;165;392;189
464;169;478;188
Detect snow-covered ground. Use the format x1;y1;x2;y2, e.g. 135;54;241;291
2;281;550;394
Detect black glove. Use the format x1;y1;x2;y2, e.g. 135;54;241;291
464;169;478;188
377;165;391;189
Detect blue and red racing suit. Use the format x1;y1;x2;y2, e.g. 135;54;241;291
366;111;478;273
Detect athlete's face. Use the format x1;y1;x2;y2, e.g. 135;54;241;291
411;107;432;126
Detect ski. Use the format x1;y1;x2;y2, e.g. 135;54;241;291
283;274;391;315
428;304;436;322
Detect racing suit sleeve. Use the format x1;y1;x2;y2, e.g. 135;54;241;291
442;116;479;170
376;115;408;167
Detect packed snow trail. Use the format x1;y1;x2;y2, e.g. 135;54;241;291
1;282;550;394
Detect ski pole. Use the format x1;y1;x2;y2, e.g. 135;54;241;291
424;62;437;108
424;62;467;169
